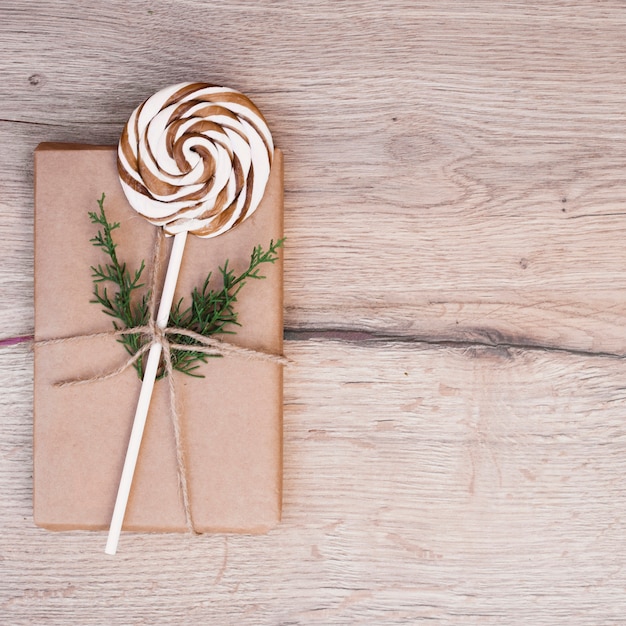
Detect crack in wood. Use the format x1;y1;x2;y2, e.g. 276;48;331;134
5;329;626;361
284;327;626;361
0;118;117;127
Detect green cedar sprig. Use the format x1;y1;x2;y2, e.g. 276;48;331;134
89;194;150;378
167;240;284;376
89;193;284;379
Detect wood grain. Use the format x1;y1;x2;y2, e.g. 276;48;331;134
2;0;626;623
3;340;626;623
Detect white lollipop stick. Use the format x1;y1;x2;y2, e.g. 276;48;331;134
105;231;188;555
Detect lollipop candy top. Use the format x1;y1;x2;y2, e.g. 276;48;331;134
118;82;274;238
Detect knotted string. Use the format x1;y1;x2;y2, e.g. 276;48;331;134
35;229;288;533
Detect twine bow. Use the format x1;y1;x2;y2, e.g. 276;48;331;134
35;229;288;533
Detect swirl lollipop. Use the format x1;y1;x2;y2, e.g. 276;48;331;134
105;83;273;555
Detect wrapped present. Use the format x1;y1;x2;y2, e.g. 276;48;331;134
33;142;284;534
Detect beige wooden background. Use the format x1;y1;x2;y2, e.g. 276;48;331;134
2;1;626;624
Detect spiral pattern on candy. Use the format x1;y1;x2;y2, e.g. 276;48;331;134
118;82;274;238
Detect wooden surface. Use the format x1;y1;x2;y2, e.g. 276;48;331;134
2;1;626;623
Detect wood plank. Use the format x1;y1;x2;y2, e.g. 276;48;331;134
2;2;626;352
2;339;626;623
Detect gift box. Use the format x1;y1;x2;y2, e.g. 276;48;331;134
33;143;283;533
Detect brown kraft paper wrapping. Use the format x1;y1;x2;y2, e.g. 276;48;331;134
33;143;283;533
